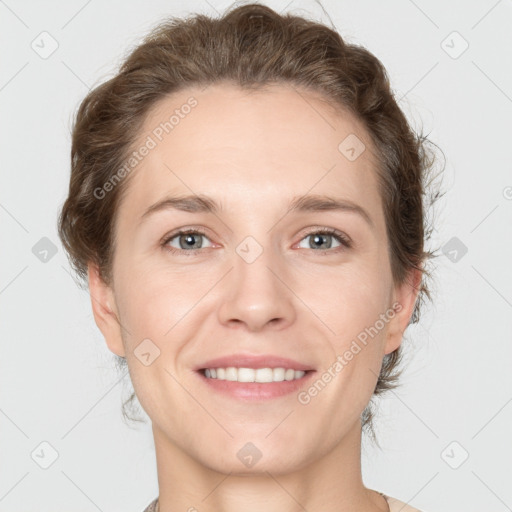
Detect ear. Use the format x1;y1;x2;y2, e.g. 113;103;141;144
87;262;126;357
384;266;423;355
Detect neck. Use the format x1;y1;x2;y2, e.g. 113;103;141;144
152;419;388;512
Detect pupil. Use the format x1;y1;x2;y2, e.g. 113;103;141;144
313;234;330;249
184;234;198;248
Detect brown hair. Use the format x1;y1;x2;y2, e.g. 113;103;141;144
57;2;444;445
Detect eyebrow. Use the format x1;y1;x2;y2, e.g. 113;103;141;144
139;193;374;229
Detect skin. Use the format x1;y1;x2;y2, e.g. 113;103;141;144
89;82;421;512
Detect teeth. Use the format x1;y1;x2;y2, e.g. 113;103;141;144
203;367;306;383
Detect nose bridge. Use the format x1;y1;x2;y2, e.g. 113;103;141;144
216;234;296;330
234;234;279;289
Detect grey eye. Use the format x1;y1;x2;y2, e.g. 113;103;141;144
167;232;213;250
297;232;342;250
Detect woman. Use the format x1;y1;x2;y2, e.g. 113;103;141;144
57;3;441;511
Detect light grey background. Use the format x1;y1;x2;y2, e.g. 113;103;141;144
1;1;511;511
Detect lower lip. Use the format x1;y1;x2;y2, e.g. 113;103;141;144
197;370;316;400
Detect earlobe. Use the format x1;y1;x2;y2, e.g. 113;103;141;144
384;267;423;355
87;262;126;358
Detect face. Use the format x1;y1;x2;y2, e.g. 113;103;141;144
89;82;419;474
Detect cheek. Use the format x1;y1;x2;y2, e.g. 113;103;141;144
309;263;391;334
312;269;392;393
112;267;202;419
114;262;207;338
309;271;391;416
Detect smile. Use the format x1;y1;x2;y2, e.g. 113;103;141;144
197;367;315;400
203;367;306;383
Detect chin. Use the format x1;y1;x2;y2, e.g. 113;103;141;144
204;454;309;477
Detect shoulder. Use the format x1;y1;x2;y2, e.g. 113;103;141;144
141;497;158;512
379;492;426;512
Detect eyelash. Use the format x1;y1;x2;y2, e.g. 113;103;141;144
161;227;352;256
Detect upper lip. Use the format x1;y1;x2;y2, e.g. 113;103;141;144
195;353;315;372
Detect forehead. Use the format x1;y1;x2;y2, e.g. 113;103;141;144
119;82;382;221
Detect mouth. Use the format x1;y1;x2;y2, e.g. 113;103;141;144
199;367;312;383
194;353;316;400
195;365;316;400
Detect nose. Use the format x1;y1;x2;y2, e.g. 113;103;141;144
217;242;296;332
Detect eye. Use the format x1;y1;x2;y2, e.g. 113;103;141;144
297;228;352;251
162;229;213;253
161;227;352;255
